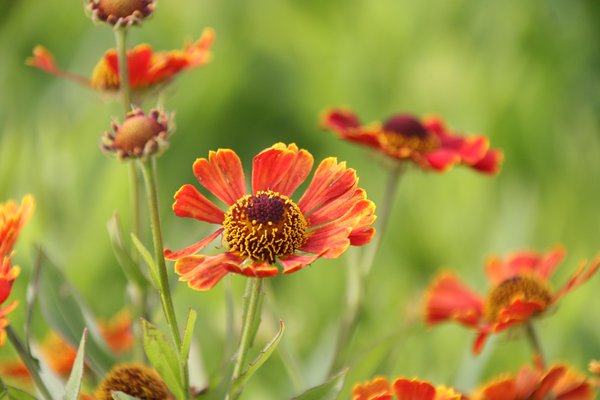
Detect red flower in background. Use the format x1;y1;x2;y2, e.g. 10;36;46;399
473;363;594;400
352;376;462;400
165;143;376;290
321;108;502;174
0;195;34;346
27;28;214;95
424;247;599;354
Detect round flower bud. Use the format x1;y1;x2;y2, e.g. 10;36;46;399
94;363;172;400
87;0;155;27
101;108;173;160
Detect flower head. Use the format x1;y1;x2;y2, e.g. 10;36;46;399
424;246;599;353
165;143;376;290
101;107;172;159
86;0;155;27
473;363;594;400
99;309;134;354
27;28;214;98
321;108;502;173
94;363;172;400
353;376;462;400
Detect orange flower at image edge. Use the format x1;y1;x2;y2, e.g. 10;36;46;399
27;28;214;94
0;195;35;346
353;376;462;400
474;363;594;400
321;108;502;174
165;143;376;290
424;246;599;353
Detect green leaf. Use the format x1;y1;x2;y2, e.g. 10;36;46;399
107;213;149;289
181;308;197;363
230;320;285;397
291;369;348;400
111;392;141;400
24;247;43;353
37;251;115;376
141;319;185;399
130;233;161;290
63;329;87;400
0;378;37;400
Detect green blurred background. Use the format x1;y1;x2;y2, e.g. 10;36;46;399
1;0;600;398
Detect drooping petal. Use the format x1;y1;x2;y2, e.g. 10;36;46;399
392;378;436;400
164;228;224;260
280;253;323;274
352;377;392;400
175;252;242;290
424;273;485;327
553;257;600;302
472;148;503;175
0;259;19;305
321;108;362;131
251;143;313;197
1;195;35;259
494;298;546;331
172;184;225;224
193;149;247;206
26;46;58;74
185;27;216;66
298;158;358;215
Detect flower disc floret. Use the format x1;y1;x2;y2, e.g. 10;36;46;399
381;114;439;156
485;275;552;322
223;191;307;264
87;0;155;27
94;363;171;400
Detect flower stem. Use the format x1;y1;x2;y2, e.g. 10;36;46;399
328;162;404;376
6;326;53;400
525;321;545;369
138;157;189;398
229;277;265;399
114;26;132;114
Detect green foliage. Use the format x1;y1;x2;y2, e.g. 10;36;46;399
292;369;347;400
63;329;87;400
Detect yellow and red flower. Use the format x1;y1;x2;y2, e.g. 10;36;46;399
165;143;376;290
27;28;214;95
0;195;35;346
424;246;599;354
321;108;502;174
473;363;594;400
352;376;462;400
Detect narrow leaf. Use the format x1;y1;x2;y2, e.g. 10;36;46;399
181;308;197;363
111;392;141;400
37;251;114;376
130;233;161;290
231;320;285;396
0;378;37;400
25;247;43;352
107;213;149;289
63;329;88;400
292;368;348;400
141;319;185;399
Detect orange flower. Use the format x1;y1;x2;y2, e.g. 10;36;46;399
41;332;78;376
321;108;502;174
0;195;35;346
99;310;134;354
424;246;599;354
165;143;376;290
27;28;214;95
0;359;32;382
474;364;594;400
353;376;462;400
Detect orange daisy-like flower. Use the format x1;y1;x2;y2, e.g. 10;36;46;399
99;309;134;354
474;363;594;400
0;195;35;346
321;108;502;174
165;143;376;290
424;246;600;354
27;28;214;95
353;376;462;400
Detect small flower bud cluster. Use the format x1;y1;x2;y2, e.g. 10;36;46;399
86;0;156;27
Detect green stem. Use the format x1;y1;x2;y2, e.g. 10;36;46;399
525;321;545;369
114;27;132;114
328;163;404;376
6;326;53;400
229;277;265;399
138;157;189;398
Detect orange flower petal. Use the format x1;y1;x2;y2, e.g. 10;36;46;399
554;257;600;302
193;149;247;206
424;273;484;327
298;158;358;215
472;148;504;175
172;184;225;224
485;246;566;284
423;149;461;172
392;378;436;400
321;108;362;131
165;228;224;261
175;253;241;290
280;252;323;274
26;46;57;73
251;143;313;197
352;377;392;400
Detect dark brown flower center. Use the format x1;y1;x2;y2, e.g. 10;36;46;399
381;114;438;154
94;363;171;400
98;0;146;18
223;190;307;264
114;115;163;153
485;275;552;322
